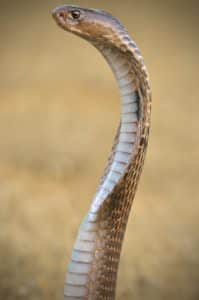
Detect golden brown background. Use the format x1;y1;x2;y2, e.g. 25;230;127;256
0;0;199;299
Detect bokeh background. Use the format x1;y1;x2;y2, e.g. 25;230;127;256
0;0;199;299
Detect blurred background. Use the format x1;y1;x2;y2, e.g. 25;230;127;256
0;0;199;299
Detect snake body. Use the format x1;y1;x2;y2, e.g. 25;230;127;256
52;5;151;299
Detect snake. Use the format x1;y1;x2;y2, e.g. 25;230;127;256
52;5;151;300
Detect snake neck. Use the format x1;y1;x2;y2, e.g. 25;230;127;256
64;35;151;299
91;41;150;213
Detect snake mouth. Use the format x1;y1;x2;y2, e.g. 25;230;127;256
52;6;68;28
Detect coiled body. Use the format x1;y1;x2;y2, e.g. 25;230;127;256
52;5;151;299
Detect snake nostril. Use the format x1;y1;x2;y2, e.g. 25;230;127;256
58;11;65;21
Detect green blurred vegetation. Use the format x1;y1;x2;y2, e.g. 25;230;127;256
0;0;199;299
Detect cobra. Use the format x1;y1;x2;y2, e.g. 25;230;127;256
52;5;152;299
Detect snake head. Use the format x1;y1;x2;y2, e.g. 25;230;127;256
52;5;123;45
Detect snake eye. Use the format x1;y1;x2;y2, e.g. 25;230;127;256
71;10;81;20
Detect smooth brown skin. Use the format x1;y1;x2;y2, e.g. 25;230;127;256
52;5;151;299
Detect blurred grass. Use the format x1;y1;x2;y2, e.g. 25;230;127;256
0;0;199;299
